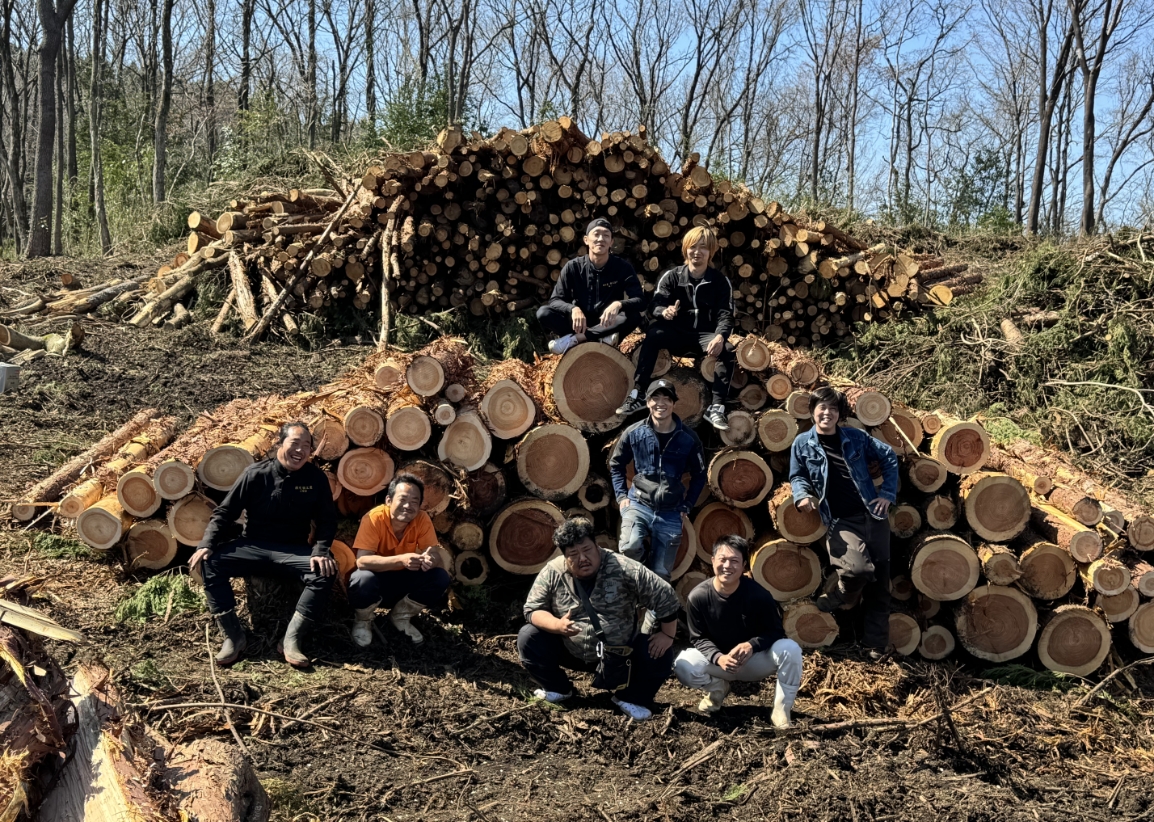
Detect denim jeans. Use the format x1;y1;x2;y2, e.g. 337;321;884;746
618;501;683;582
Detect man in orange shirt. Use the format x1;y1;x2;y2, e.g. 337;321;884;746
349;473;451;647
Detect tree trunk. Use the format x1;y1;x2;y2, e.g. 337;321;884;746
364;0;375;123
239;0;253;111
549;342;636;432
151;0;174;203
977;542;1021;585
1030;502;1104;563
88;0;111;253
204;0;216;177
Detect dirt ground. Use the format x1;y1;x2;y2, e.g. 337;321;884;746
3;257;1154;822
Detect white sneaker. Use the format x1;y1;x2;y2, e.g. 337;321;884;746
612;696;653;721
533;688;573;703
548;334;579;355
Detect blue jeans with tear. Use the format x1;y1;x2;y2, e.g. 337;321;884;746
618;500;684;582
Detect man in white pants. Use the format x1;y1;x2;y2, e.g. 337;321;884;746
673;535;802;727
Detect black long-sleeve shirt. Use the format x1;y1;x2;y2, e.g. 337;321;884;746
198;458;337;557
650;265;734;337
546;254;644;318
685;576;785;664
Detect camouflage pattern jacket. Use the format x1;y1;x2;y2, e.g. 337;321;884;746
523;549;680;663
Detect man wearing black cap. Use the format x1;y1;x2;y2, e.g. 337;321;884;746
536;218;645;355
609;379;706;584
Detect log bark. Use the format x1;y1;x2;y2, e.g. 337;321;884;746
11;408;159;521
707;450;773;508
489;498;564;574
1046;485;1104;527
960;472;1030;542
1030;502;1103;563
165;737;272;822
983;448;1053;495
516;423;589;501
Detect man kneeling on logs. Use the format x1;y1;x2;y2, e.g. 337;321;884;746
518;517;679;721
674;535;802;726
348;473;451;647
609;379;706;588
789;387;899;657
190;421;338;669
617;226;736;430
536;218;645;355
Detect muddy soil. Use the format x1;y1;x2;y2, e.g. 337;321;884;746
2;258;1153;822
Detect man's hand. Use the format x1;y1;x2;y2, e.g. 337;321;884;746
600;301;622;326
424;546;445;570
397;552;427;571
661;300;681;321
796;497;818;513
189;547;213;574
648;631;674;658
869;498;892;517
556;609;581;636
706;334;725;358
310;555;337;577
571;306;587;335
619;498;631;511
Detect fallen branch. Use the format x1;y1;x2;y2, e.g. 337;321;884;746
1044;379;1154;421
206;624;249;757
381;769;475;803
1075;658;1154;707
779;686;994;736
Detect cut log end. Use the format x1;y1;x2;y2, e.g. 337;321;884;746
168;494;215;546
126;520;178;570
336;447;396;497
517;424;590;501
489;499;564;574
75;498;130;550
782;601;839;649
454;550;490;586
1037;605;1110;676
1129;601;1154;653
1017;539;1077;600
751;540;821;601
757;410;798;453
931;420;991;475
153;459;196;500
917;625;956;660
552;343;633;432
480;379;537;439
693;503;755;563
386;407;432;451
438;411;493;472
956;585;1038;662
889;613;921;656
962;473;1030;542
197;445;256;492
117;470;162;518
344;406;386;448
769;485;827;545
910;533;980;602
708;450;773;508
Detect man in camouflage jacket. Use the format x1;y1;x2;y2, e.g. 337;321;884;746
518;517;680;721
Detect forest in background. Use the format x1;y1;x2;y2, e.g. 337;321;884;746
3;0;1154;259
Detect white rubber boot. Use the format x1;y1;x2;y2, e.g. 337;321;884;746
772;683;795;728
389;596;426;645
351;601;380;647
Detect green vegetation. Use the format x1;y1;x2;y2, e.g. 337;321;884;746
981;664;1078;692
29;533;94;560
114;573;204;624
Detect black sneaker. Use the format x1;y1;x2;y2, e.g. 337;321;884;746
616;392;645;416
705;404;729;430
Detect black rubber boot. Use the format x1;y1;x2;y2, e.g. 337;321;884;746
280;611;312;669
215;611;248;666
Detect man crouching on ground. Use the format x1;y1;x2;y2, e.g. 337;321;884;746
673;535;801;727
190;421;338;669
518;517;679;721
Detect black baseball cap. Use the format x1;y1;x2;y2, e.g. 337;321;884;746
585;217;612;236
645;379;679;401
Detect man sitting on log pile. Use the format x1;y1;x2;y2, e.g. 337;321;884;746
518;517;680;721
789;388;899;657
347;473;451;647
617;226;736;430
536;218;645;355
609;379;706;594
190;422;338;669
674;535;802;726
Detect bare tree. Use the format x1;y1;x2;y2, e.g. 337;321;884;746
1024;0;1075;235
602;0;678;138
89;0;112;252
1094;48;1154;227
150;0;174;204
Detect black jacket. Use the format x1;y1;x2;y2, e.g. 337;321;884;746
198;458;338;557
650;265;734;337
546;254;645;318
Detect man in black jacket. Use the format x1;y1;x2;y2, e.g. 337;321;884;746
674;535;802;726
617;226;735;430
535;218;645;355
609;380;706;584
189;421;338;669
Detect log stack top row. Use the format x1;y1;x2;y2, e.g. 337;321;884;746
11;332;1154;678
161;117;977;343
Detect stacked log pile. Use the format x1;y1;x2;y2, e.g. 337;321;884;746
2;120;976;345
9;334;1153;677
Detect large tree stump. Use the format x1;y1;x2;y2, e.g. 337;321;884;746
1030;502;1103;563
437;410;493;472
768;484;827;545
1016;532;1077;599
1036;605;1111;676
751;539;822;601
961;472;1030;542
909;532;980;602
125;520;178;570
464;462;507;517
782;601;838;648
336;447;395;496
918;624;956;660
889;612;921;656
168;494;215;546
930;414;990;475
692;503;755;563
955;585;1038;662
489;498;564;574
708;450;773;508
516;423;590;501
757;409;798;452
550;343;634;432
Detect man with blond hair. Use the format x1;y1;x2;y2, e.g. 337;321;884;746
617;226;736;430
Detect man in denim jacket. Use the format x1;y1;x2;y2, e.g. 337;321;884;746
789;387;899;654
609;379;707;583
